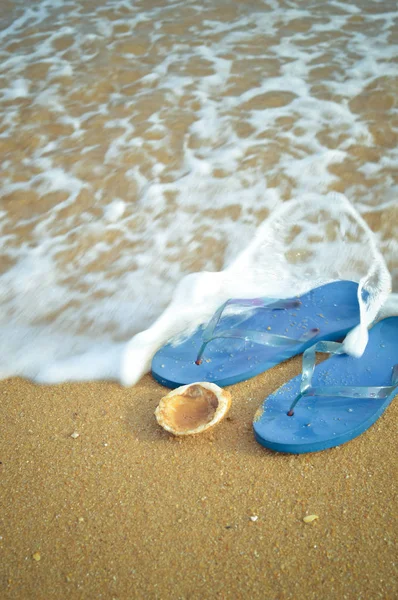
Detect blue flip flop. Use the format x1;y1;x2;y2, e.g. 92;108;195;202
253;317;398;454
152;281;361;389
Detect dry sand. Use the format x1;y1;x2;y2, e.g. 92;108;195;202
1;359;397;599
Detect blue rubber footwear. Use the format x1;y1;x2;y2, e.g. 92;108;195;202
253;317;398;454
152;281;361;389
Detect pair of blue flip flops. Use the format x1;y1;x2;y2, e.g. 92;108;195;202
152;281;397;454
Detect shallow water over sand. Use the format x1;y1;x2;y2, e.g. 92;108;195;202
0;0;397;380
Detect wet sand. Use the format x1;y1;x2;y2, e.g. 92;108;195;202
0;0;397;380
1;361;397;599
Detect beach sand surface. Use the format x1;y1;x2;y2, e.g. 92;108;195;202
1;0;398;597
1;361;397;599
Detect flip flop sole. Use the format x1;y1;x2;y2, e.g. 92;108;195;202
152;281;360;388
253;317;398;454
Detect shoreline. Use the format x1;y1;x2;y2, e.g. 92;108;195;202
1;0;397;597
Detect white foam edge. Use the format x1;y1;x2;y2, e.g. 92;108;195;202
119;193;392;386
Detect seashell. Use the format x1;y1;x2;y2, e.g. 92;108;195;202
155;382;231;436
303;514;319;523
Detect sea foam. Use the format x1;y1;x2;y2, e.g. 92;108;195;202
0;0;396;384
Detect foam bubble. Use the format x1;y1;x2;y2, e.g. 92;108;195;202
103;199;126;222
3;78;29;99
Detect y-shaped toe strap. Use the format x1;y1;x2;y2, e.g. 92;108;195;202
287;340;398;416
195;296;318;365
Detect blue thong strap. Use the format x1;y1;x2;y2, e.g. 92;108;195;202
195;297;318;364
287;340;398;416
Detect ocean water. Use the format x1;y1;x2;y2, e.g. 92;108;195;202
0;0;397;384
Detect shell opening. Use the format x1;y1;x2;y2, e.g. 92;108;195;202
164;384;219;432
